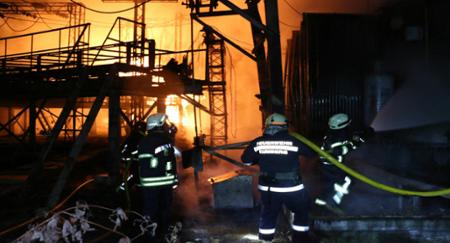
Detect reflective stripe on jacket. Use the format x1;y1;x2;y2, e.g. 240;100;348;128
241;130;316;188
137;131;177;187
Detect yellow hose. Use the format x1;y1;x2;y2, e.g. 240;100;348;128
290;132;450;197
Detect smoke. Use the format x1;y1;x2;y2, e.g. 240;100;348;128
1;0;403;141
174;151;246;221
371;63;450;132
2;1;412;141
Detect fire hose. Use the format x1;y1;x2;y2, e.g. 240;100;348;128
203;134;450;197
289;132;450;197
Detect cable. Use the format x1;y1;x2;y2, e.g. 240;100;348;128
0;177;95;238
283;0;302;16
0;215;39;239
13;204;133;242
225;45;237;138
208;23;254;51
36;10;61;29
182;31;201;50
37;13;59;30
4;17;39;32
3;15;67;27
50;178;95;212
279;20;299;29
0;19;6;28
1;8;185;34
20;0;63;29
225;34;253;50
38;16;69;28
290;132;450;197
69;0;152;14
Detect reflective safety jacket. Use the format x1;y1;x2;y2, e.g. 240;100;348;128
121;129;145;161
320;128;364;165
117;129;145;190
136;131;178;187
241;130;316;189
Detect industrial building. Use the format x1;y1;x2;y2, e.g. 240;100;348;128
0;0;449;242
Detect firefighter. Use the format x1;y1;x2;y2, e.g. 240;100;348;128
117;121;147;192
122;121;147;159
135;113;178;242
241;113;317;243
314;113;365;211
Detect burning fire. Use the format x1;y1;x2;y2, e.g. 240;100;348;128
164;94;208;142
165;95;180;125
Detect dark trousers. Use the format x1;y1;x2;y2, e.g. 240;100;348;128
259;188;311;242
142;186;173;242
319;164;349;204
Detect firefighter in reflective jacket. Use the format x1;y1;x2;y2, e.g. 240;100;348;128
117;121;146;192
135;113;178;241
241;113;317;243
314;113;365;209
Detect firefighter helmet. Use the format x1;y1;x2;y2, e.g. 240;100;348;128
328;113;351;130
265;113;288;127
134;121;147;132
146;113;169;131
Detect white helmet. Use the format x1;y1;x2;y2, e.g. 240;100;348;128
265;113;288;127
146;113;169;131
328;113;351;130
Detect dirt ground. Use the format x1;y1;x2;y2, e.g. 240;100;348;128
1;140;449;243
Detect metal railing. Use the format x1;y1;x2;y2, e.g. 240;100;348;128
0;23;91;74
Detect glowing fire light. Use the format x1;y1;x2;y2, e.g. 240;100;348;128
181;98;190;125
165;95;180;125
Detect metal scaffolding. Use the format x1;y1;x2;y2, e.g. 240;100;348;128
0;0;284;209
204;28;227;147
0;17;206;208
186;0;284;121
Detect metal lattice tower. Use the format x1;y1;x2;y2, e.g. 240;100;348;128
186;0;284;121
204;30;227;147
68;3;86;47
131;0;146;122
133;0;145;60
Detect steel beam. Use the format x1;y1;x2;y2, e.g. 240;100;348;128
246;0;271;117
26;69;88;187
264;0;284;113
109;83;121;182
0;105;30;143
197;10;238;17
179;94;212;115
47;66;116;209
218;0;271;35
28;99;36;144
191;15;256;61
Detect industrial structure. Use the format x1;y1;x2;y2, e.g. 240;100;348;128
0;0;285;213
0;0;449;242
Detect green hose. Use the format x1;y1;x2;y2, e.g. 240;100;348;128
290;132;450;197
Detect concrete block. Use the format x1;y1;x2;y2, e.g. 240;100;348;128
209;170;254;209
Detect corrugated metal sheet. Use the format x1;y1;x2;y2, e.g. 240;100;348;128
285;13;378;138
